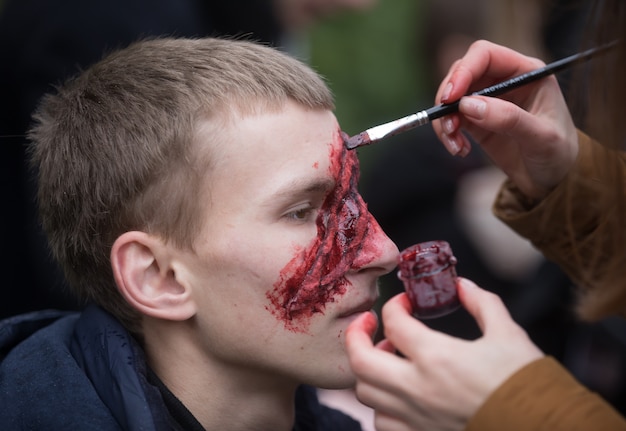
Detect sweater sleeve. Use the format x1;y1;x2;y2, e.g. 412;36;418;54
465;357;626;431
492;130;626;290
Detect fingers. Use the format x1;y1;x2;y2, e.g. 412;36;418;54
453;95;529;156
456;277;514;336
441;127;473;157
458;89;576;196
373;411;413;431
355;379;421;431
440;89;554;149
375;338;397;354
346;310;378;344
433;40;550;159
379;293;455;359
346;311;407;384
437;40;545;104
436;93;552;160
459;94;558;142
436;114;473;157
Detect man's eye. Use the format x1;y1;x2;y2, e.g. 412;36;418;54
284;206;315;222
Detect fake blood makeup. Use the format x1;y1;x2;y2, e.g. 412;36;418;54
398;240;460;319
267;131;380;332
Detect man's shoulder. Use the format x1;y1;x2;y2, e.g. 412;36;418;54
294;385;363;431
0;309;121;429
0;309;77;361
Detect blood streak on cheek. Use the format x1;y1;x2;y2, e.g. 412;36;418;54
267;131;379;332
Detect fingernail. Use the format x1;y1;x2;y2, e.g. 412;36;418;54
458;277;477;290
462;97;486;119
459;143;471;158
441;82;453;102
443;134;460;155
443;117;455;134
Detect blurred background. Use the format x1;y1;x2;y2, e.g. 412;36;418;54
309;0;424;168
1;0;624;426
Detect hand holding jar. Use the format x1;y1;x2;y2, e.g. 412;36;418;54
345;278;544;431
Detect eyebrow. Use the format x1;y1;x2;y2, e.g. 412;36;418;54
272;177;336;201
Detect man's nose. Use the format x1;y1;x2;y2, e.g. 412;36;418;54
353;212;399;275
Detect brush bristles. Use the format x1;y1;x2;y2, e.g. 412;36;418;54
344;132;371;150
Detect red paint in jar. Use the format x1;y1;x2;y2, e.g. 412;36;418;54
397;240;460;319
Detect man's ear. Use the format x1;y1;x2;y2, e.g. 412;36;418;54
111;231;196;321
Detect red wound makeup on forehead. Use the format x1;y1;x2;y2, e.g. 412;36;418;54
267;130;381;332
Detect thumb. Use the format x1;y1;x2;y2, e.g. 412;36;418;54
460;95;552;141
457;277;515;336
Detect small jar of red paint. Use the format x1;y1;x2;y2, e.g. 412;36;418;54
397;240;460;319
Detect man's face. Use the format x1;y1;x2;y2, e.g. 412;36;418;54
179;100;398;389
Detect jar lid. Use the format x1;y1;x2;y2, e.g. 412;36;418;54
397;240;457;279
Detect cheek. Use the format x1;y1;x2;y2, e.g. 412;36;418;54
265;236;330;333
193;227;295;295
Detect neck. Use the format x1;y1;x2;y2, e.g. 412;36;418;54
143;320;298;431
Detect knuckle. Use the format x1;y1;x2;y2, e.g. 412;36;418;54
498;102;524;130
470;39;491;51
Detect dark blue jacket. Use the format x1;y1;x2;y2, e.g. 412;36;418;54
0;306;363;430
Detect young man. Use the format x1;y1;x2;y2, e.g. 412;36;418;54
0;37;398;430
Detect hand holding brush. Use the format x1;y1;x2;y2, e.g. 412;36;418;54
344;40;617;151
345;39;618;201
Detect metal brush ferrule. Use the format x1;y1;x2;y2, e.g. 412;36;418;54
367;110;429;141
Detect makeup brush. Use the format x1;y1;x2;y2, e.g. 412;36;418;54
344;40;619;150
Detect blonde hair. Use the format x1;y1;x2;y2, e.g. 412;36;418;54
29;37;334;333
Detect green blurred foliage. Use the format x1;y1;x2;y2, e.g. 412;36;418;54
309;0;429;138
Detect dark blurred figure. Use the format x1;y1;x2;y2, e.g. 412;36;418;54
360;0;626;413
0;0;374;319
